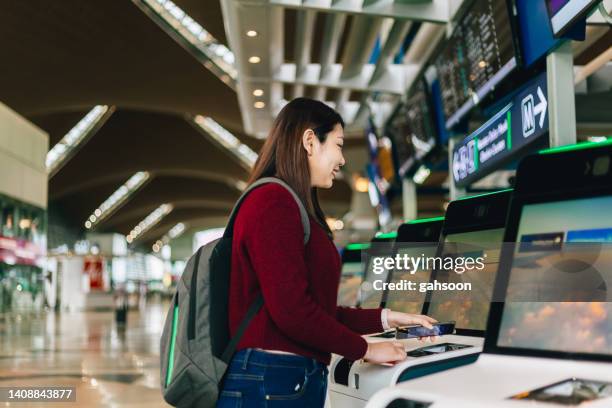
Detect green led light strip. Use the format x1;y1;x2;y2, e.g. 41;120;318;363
376;231;398;240
407;216;445;224
539;138;612;155
345;243;371;251
165;303;179;387
456;188;513;201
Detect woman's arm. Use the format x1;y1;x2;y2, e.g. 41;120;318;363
245;188;368;361
336;306;385;334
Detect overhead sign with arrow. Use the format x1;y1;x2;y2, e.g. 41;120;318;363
452;72;549;187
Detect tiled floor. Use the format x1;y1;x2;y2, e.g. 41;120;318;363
0;300;172;407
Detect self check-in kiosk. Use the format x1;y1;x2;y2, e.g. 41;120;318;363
329;218;443;407
329;191;511;407
366;142;612;408
338;243;370;307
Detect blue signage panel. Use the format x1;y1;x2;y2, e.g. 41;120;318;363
452;72;549;187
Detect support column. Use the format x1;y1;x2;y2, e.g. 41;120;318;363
402;178;418;221
546;41;577;147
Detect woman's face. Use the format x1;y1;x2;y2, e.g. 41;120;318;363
305;123;346;189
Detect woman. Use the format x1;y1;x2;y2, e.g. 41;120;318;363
217;98;437;407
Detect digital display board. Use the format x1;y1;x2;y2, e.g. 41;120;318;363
388;80;437;177
452;72;548;187
436;0;518;129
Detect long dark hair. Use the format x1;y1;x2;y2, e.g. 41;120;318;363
248;98;345;235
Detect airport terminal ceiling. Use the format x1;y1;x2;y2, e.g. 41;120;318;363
0;0;366;247
0;0;610;249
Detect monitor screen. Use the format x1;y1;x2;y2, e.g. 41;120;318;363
497;195;612;356
337;262;364;307
546;0;598;36
435;0;517;128
385;243;439;314
388;115;417;178
360;256;391;308
427;228;505;331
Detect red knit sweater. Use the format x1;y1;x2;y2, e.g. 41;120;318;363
228;183;383;364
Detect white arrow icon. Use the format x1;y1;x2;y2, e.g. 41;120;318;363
534;86;547;128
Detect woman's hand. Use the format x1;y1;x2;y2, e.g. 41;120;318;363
387;311;439;342
363;341;407;365
387;311;437;329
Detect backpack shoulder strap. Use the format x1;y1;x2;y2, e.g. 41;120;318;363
218;178;311;363
223;177;310;245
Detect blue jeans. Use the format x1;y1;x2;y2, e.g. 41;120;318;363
216;348;329;408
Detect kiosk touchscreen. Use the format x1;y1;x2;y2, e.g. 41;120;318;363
338;243;369;307
366;143;612;408
329;194;510;407
383;218;445;315
329;218;443;408
358;233;398;309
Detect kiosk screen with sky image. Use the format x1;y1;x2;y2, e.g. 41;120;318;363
498;194;612;356
426;228;505;331
384;243;439;314
360;256;391;308
337;261;365;307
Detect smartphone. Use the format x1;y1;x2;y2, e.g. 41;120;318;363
395;322;455;339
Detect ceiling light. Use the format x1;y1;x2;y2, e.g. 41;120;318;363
253;89;264;97
354;176;369;193
46;105;111;177
84;171;150;230
127;204;173;242
412;165;432;185
248;56;261;64
168;223;186;239
85;221;92;229
587;136;608;143
246;30;258;37
254;101;265;109
142;0;237;83
192;115;258;169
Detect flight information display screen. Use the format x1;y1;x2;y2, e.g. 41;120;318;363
389;80;438;177
427;228;505;331
436;0;517;128
388;114;417;178
385;244;439;314
337;262;364;307
498;195;612;356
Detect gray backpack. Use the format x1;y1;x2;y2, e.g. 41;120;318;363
160;177;311;407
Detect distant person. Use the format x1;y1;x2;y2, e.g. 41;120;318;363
217;98;437;408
